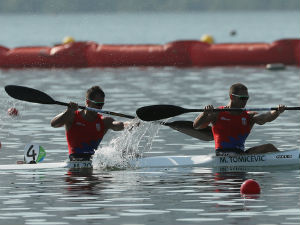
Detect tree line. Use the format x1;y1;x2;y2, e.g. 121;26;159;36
0;0;298;13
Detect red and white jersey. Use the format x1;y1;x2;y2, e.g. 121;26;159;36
212;106;252;151
66;111;105;155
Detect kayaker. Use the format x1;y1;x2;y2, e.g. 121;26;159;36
193;83;285;156
51;85;132;161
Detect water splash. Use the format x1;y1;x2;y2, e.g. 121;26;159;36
92;119;161;170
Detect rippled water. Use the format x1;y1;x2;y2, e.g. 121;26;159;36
0;11;299;225
0;167;299;225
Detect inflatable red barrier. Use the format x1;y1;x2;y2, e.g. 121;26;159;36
190;39;300;66
86;40;197;67
0;46;9;54
0;39;299;68
0;46;9;67
293;40;300;66
48;42;91;67
0;42;92;68
87;43;169;67
0;46;51;68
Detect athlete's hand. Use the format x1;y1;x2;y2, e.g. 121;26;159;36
277;104;286;114
67;102;78;112
203;105;214;116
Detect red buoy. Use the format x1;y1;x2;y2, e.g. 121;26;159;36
7;107;19;116
240;179;261;195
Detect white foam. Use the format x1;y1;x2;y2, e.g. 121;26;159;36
92;119;161;170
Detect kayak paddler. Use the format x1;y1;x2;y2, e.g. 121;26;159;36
193;83;285;156
51;85;133;161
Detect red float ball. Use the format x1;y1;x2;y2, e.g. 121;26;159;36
240;179;261;195
7;107;19;116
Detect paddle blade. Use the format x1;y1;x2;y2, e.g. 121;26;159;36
5;85;56;104
164;120;214;141
136;105;187;121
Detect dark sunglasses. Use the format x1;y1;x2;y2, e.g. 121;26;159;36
231;93;249;101
87;99;105;107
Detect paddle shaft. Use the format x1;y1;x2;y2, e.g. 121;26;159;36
183;107;300;113
42;100;136;119
47;102;211;140
85;106;135;119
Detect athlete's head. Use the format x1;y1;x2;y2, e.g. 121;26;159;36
86;86;105;108
229;83;249;107
229;83;248;95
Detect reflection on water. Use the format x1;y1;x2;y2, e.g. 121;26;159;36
64;168;105;194
0;165;298;225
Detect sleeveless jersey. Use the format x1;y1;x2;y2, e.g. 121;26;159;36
66;111;105;155
212;106;252;151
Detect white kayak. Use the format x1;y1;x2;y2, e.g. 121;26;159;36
0;149;299;171
135;149;300;167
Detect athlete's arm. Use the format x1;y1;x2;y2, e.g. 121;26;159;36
103;117;138;131
102;117;126;131
50;102;77;129
252;104;285;125
193;105;218;129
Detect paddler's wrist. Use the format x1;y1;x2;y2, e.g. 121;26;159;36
271;104;285;116
202;111;214;121
65;108;76;116
270;109;281;119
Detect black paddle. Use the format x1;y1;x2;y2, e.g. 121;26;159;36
5;85;135;119
136;104;300;121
